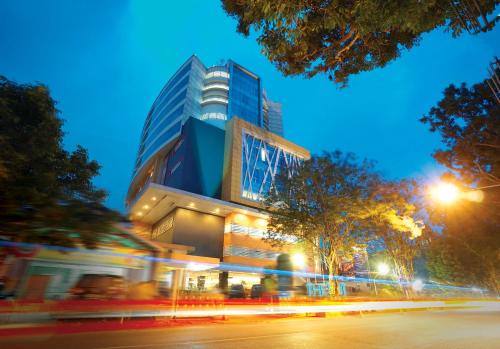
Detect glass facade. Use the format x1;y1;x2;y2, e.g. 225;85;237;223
241;131;303;201
262;90;284;136
228;63;261;127
133;60;193;175
140;120;182;165
133;57;207;177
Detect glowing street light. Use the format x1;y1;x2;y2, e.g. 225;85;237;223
377;263;390;276
291;253;306;269
412;279;424;292
430;182;460;204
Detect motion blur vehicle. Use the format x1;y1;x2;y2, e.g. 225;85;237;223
68;274;128;300
228;284;246;298
250;284;263;299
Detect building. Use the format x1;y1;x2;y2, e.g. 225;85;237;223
127;56;309;293
0;227;160;300
262;90;284;137
131;55;284;184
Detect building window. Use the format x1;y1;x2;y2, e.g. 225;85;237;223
224;245;279;260
241;131;303;201
229;65;261;126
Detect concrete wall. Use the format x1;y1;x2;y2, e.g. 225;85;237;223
170;208;224;259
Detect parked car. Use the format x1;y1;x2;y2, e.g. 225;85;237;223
250;284;263;299
228;284;246;298
68;274;128;300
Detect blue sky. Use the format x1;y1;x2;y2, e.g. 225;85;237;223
1;1;499;212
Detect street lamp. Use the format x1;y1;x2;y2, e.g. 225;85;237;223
429;181;499;204
291;253;306;269
430;182;460;204
412;279;424;292
377;263;390;276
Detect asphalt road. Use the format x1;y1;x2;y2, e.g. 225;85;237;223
2;308;500;349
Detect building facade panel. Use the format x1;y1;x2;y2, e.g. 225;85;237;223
222;117;310;208
161;117;225;199
156;208;225;259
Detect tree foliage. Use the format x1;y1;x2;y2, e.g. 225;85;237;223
422;72;500;295
421;78;500;188
264;151;424;294
0;76;121;248
371;180;426;285
426;200;500;294
222;0;499;85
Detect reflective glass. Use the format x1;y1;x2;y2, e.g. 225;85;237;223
229;66;260;126
139;120;182;168
241;132;302;201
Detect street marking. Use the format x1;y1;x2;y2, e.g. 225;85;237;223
94;331;305;349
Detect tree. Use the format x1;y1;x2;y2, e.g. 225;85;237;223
425;201;500;295
371;180;425;291
222;0;499;86
420;77;500;189
265;151;382;295
265;151;426;296
0;76;120;248
421;71;500;295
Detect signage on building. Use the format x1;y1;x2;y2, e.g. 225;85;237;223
152;214;174;240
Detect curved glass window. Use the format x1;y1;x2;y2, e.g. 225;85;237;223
155;63;192;103
138;120;182;169
145;102;185;147
152;75;190;124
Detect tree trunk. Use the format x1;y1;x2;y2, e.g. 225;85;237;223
327;260;338;297
485;263;499;296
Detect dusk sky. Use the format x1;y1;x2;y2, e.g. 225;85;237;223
1;0;499;212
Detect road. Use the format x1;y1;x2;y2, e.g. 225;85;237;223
2;308;499;349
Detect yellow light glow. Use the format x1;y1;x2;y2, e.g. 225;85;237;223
292;253;306;269
151;197;157;201
142;205;149;209
137;212;143;217
377;263;390;276
215;208;220;213
256;218;267;227
189;202;195;208
234;213;248;224
430;183;460;204
464;190;484;203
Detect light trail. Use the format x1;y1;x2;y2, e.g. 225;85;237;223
53;301;500;319
0;240;483;293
